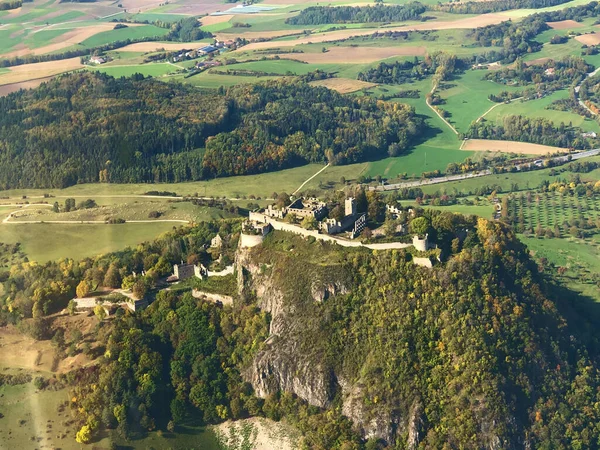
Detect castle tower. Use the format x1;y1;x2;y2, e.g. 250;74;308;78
345;197;356;217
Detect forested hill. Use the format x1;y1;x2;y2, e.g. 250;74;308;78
6;214;600;447
0;72;422;189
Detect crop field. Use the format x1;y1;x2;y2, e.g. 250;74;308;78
462;139;568;155
0;58;82;86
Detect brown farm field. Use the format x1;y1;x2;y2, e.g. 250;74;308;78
310;77;376;93
547;19;584;29
0;76;53;96
234;13;507;52
0;24;132;58
281;45;426;63
462;139;568;155
575;33;600;46
0;58;83;86
200;14;234;26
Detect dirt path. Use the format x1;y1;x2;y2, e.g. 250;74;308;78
426;84;459;135
292;163;330;194
476;96;524;123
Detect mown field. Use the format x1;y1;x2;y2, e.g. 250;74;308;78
0;222;179;263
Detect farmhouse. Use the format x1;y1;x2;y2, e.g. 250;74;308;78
198;45;218;55
89;56;106;65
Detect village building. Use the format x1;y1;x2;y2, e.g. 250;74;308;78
319;198;366;237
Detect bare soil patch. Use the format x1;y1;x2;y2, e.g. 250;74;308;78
283;45;425;63
462;139;568;155
575;33;600;46
116;41;207;52
0;76;53;96
201;14;234;26
310;77;376;93
547;19;583;29
0;57;83;86
235;13;506;52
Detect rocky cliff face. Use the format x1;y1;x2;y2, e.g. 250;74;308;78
236;243;402;442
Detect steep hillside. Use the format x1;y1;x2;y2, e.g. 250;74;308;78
238;221;600;448
7;215;600;448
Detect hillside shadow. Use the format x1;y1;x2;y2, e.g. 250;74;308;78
549;282;600;350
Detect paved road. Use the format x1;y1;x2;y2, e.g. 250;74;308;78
574;67;600;115
371;148;600;192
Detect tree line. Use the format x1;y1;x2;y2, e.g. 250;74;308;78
286;3;427;25
464;115;598;149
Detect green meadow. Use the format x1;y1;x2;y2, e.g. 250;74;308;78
486;90;600;133
0;222;179;263
440;70;522;133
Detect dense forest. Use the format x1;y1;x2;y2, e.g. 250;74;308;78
464;115;596;149
286;3;427;25
433;0;571;14
6;214;600;447
0;0;21;10
0;72;422;189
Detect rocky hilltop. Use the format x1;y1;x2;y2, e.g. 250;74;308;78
234;221;600;448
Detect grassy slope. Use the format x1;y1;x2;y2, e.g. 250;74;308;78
0;222;179;263
440;70;522;133
486;90;600;133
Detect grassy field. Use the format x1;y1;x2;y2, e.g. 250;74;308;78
440;70;522;133
10;200;238;223
0;164;323;199
0;222;179;263
90;63;178;78
0;383;76;450
485;90;600;132
521;234;600;301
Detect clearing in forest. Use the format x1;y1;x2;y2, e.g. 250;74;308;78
462;139;568;154
311;77;376;93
